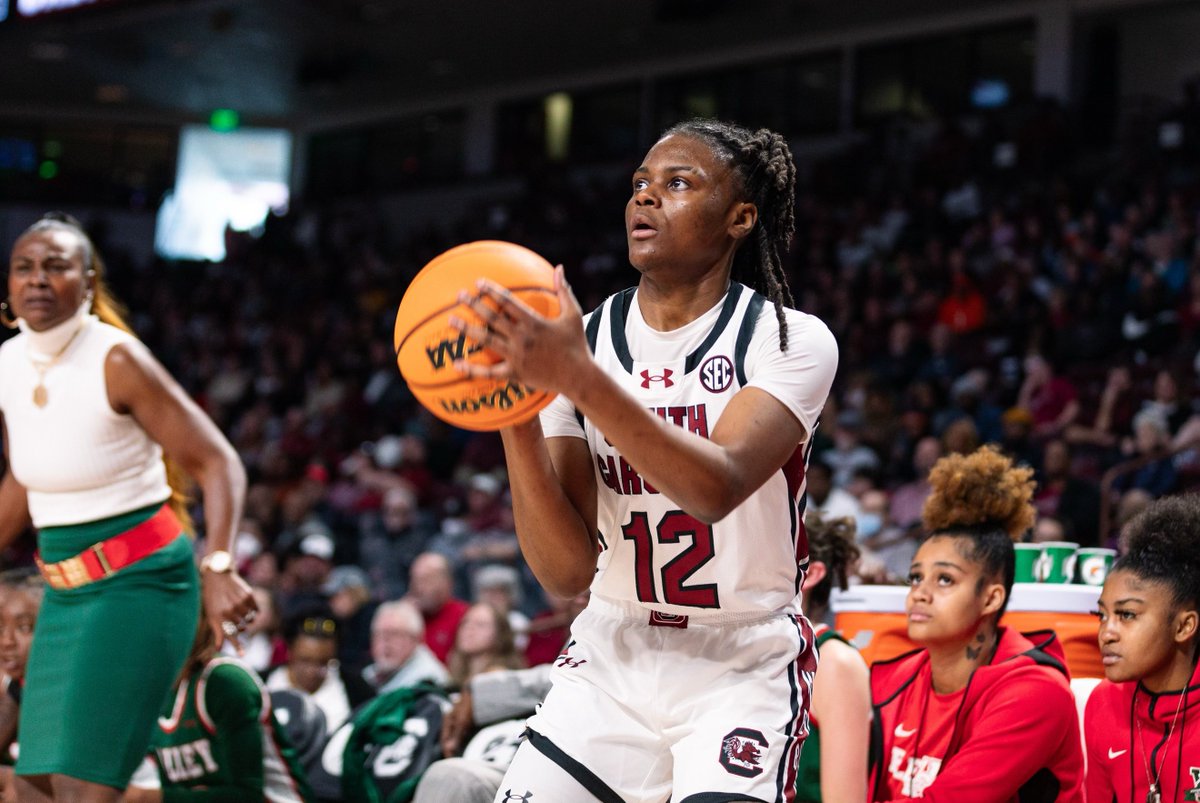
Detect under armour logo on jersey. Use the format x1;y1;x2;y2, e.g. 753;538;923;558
501;791;533;802
640;369;674;388
700;355;733;393
555;655;588;669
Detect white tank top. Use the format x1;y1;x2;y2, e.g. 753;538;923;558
540;284;839;620
0;317;172;527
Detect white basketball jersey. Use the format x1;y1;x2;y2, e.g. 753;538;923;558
540;283;838;621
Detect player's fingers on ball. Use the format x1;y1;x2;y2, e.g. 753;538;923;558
474;279;538;320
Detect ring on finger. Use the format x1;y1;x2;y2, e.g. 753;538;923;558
221;620;238;637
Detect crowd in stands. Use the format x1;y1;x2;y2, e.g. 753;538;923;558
3;90;1200;798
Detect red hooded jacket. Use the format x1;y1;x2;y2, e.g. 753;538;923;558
1083;655;1200;803
869;627;1085;802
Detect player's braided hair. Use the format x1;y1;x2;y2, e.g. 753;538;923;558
804;511;861;609
665;119;797;351
1114;494;1200;617
922;445;1036;620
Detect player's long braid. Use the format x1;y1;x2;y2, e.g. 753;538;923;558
666;119;797;351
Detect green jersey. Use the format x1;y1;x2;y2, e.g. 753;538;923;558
135;657;314;802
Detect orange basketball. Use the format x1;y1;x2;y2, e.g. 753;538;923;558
393;240;560;431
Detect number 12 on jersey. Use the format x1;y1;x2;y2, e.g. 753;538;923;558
621;510;720;608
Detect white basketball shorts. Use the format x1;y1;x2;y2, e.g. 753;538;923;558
493;595;816;803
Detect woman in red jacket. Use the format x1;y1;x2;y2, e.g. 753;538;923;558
869;445;1084;802
1084;494;1200;803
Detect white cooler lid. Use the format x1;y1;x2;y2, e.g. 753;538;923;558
1007;583;1100;613
831;585;908;613
830;583;1101;615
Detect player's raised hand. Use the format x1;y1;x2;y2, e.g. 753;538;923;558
451;265;588;395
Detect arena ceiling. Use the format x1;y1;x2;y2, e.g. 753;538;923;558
0;0;1183;128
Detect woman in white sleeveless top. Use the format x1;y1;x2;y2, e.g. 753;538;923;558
0;213;256;803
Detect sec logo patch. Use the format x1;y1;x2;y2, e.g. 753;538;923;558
700;355;733;393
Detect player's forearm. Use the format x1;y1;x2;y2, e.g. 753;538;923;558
568;364;744;523
502;424;596;597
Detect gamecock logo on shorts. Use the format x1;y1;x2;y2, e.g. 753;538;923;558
719;727;768;778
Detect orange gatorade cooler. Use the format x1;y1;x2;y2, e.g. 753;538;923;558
1003;584;1103;678
831;584;1103;678
830;585;911;666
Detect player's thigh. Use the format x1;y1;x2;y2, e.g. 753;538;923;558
669;618;816;801
495;735;671;803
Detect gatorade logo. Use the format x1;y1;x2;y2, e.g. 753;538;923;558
1080;556;1108;585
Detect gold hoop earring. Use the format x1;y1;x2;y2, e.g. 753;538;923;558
0;300;17;330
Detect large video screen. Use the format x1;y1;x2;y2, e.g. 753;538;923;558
155;126;292;263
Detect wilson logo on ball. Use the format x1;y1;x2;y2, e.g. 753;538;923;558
424;333;483;370
439;381;536;416
393;240;560;431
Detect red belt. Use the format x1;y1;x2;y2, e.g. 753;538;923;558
36;504;182;590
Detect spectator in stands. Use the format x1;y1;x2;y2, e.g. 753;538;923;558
869;446;1084;800
406;552;469;663
472;564;530;652
446;603;524;688
1017;354;1079;441
523;590;589;668
795;513;870;803
1138;368;1192;437
414;663;555;803
265;615;371;732
1085;494;1200;803
0;572;44;803
889;436;941;536
1113;408;1178;498
1031;514;1068;544
937;268;986;335
999;406;1040;468
1033;439;1100;546
1064;365;1135;451
807;460;863;523
323;565;376;675
859;488;912;582
822;409;882;490
277;524;337;624
357;484;432;601
361;600;449;695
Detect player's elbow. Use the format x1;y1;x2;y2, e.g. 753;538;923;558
535;553;595;599
542;569;593;600
686;485;749;524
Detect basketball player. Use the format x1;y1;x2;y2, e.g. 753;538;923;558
124;609;314;802
1084;494;1200;803
453;119;837;801
869;447;1084;802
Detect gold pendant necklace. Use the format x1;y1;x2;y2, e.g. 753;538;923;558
29;323;85;408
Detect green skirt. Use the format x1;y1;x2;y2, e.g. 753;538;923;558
16;503;199;788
